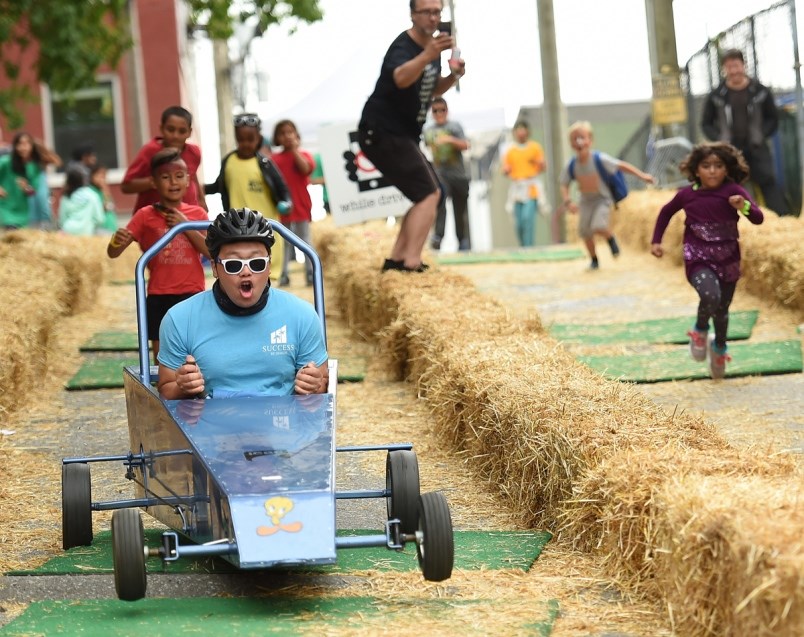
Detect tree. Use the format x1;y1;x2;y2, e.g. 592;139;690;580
0;0;323;131
0;0;131;129
186;0;323;39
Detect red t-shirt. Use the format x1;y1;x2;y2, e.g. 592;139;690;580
123;137;203;212
272;149;315;222
126;203;209;295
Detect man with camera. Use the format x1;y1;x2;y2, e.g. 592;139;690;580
358;0;466;273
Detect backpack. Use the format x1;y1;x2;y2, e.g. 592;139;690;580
568;151;628;206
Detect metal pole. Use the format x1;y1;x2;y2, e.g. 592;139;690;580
645;0;684;138
536;0;568;243
789;0;804;215
213;39;236;159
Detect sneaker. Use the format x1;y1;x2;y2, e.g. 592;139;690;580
588;256;599;270
708;336;731;379
458;239;471;252
382;259;404;272
430;235;442;250
608;236;620;257
279;274;290;287
381;259;430;273
687;327;708;362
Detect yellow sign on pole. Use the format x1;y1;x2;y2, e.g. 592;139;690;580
652;74;687;125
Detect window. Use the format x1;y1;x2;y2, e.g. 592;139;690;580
45;77;122;171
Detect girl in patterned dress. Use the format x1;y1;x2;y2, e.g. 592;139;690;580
650;142;764;379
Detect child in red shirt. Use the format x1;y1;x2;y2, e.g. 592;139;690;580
272;119;315;286
108;147;210;363
122;105;207;213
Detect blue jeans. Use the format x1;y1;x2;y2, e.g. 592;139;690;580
514;199;537;247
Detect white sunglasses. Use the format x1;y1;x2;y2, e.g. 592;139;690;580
215;256;270;274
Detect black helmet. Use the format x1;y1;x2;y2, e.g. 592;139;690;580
206;207;275;259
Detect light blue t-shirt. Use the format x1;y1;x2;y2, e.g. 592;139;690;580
158;288;328;397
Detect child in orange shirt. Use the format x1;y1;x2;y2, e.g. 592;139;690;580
503;121;545;247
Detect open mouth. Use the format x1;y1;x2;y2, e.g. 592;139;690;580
239;280;254;298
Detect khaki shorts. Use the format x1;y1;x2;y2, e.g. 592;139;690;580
578;195;612;238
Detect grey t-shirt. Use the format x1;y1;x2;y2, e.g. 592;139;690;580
423;120;467;176
560;151;619;201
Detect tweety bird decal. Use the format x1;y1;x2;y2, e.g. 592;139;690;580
256;496;303;536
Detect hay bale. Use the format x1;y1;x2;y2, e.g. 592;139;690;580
560;446;799;636
614;191;804;319
659;473;804;637
0;230;112;417
313;217;804;635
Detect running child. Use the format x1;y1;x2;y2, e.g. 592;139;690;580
122;105;207;213
108;148;210;363
650;141;764;379
560;121;655;269
271;119;315;287
205;113;290;283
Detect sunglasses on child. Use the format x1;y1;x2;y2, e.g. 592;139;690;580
233;114;261;128
215;256;270;274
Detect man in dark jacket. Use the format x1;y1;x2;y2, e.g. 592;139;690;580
701;49;788;215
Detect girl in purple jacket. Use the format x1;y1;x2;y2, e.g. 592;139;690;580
651;142;764;379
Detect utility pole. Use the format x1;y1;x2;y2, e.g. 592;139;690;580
644;0;685;139
536;0;568;243
213;39;235;159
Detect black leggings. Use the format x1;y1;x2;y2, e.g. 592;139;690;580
690;268;736;349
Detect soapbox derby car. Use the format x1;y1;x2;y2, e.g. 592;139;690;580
61;220;454;601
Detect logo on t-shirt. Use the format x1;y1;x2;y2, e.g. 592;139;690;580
271;326;287;344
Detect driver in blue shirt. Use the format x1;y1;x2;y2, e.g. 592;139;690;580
157;207;328;399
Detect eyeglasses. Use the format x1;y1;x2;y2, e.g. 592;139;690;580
233;114;261;128
412;9;442;18
216;256;270;274
432;107;446;113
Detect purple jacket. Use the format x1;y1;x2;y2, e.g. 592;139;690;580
652;182;764;282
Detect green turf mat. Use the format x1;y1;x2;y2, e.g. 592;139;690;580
66;356;366;389
9;529;550;576
438;246;584;265
65;357;140;390
336;356;366;382
80;332;143;352
578;339;802;383
551;310;759;345
0;597;559;636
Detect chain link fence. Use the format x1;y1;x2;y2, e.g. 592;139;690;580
681;0;801;213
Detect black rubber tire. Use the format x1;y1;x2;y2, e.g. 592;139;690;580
112;509;147;601
416;491;454;582
62;463;93;550
386;450;420;534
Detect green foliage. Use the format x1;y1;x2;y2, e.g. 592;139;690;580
186;0;324;39
0;0;323;131
0;0;131;130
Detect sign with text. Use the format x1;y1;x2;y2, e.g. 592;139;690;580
318;122;412;227
651;73;688;126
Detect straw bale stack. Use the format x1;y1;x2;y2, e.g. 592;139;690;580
614;191;804;319
312;216;804;634
0;230;120;418
561;446;801;636
661;473;804;636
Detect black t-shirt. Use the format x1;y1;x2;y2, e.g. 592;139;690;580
360;31;441;140
728;87;750;148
